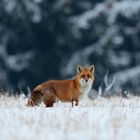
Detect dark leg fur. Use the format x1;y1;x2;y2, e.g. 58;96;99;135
45;101;55;107
71;98;79;107
27;91;43;107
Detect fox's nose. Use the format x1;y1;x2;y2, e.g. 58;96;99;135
85;79;88;82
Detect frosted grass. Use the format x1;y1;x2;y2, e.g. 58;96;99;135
0;95;140;140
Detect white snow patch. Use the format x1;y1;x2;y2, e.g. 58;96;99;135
0;95;140;140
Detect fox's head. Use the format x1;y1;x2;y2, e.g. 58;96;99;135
76;65;94;87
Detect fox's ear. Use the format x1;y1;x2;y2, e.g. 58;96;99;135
77;65;84;73
88;65;94;73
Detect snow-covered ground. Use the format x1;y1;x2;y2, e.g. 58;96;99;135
0;95;140;140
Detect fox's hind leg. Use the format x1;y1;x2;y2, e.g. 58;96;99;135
43;92;56;107
27;90;43;107
45;100;55;107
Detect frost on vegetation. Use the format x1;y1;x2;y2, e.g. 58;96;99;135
0;46;34;72
71;0;140;30
3;0;42;23
112;66;140;90
0;95;140;140
65;0;140;69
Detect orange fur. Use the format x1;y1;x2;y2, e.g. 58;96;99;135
27;65;94;107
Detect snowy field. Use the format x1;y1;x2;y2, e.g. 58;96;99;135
0;95;140;140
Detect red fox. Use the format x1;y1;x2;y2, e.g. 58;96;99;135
27;65;94;107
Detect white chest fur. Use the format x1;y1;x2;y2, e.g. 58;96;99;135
80;80;93;99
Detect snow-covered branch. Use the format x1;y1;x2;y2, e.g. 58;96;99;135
104;71;116;91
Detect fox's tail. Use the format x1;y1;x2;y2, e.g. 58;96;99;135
27;86;43;107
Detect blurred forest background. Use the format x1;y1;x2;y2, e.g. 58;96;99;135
0;0;140;95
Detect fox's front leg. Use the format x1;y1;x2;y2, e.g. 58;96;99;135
75;99;79;106
71;98;79;107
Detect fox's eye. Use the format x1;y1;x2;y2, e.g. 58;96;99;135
81;75;85;78
87;74;91;78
